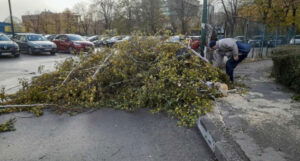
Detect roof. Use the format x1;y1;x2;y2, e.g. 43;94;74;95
15;33;40;35
0;22;11;25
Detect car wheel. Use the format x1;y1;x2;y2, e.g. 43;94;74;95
28;48;33;55
13;53;20;58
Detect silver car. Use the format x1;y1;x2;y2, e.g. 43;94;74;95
290;35;300;45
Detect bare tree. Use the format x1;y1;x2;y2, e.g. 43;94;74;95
219;0;241;37
93;0;115;30
61;9;79;34
165;0;200;34
53;13;62;34
73;2;93;35
140;0;165;34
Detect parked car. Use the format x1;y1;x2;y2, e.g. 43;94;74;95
267;36;287;47
290;35;300;45
13;33;57;55
105;36;124;47
0;33;19;57
52;34;94;54
248;35;269;47
82;36;88;40
45;34;57;41
234;36;248;43
87;35;100;42
166;35;184;43
6;34;13;39
93;37;109;47
119;36;132;42
188;36;201;50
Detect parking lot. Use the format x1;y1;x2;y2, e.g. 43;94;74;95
0;52;74;94
0;51;214;161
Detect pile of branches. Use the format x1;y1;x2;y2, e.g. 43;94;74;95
0;118;16;133
1;36;230;127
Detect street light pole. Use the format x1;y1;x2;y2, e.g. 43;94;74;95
200;0;208;57
8;0;15;36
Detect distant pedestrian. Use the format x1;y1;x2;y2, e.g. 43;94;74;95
209;38;252;82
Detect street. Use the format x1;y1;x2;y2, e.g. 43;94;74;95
0;53;214;161
0;53;73;94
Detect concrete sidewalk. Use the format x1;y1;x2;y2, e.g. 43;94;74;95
199;59;300;161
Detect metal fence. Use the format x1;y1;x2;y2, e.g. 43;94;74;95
231;17;298;58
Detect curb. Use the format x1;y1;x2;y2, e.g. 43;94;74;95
197;115;250;161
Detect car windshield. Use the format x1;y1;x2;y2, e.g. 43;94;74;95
111;37;121;40
69;35;85;41
0;35;10;41
189;36;200;40
27;35;47;41
88;36;98;41
294;36;300;39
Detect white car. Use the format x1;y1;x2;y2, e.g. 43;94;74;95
166;35;185;43
119;36;131;42
290;35;300;45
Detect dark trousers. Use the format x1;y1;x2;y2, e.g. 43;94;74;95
226;54;248;82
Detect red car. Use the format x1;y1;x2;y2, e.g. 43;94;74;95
53;34;94;54
188;36;201;50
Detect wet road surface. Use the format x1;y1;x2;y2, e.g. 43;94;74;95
0;109;214;161
0;53;214;161
0;53;73;94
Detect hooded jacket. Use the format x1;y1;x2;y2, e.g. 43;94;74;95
216;38;239;57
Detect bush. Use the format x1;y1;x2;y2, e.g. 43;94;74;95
1;36;230;127
272;46;300;94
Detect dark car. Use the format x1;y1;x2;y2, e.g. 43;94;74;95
52;34;94;54
87;35;100;42
105;36;124;47
248;36;269;47
267;36;287;47
0;34;19;57
13;33;57;55
234;36;248;43
93;37;110;47
45;34;57;41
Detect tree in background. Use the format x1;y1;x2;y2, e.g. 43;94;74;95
238;0;300;35
93;0;115;30
4;16;24;33
112;0;142;34
219;0;246;37
167;0;200;34
140;0;165;34
73;2;94;35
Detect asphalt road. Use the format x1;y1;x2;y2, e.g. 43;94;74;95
0;52;73;94
0;53;214;161
0;109;214;161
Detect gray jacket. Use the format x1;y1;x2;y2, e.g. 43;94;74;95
216;38;239;57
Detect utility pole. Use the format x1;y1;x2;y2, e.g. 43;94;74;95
8;0;15;36
200;0;208;57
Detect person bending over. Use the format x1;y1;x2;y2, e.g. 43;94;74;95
209;38;252;82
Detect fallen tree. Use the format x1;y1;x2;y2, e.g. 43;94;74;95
1;36;230;127
0;118;16;133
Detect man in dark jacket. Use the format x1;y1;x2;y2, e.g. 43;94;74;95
209;38;252;82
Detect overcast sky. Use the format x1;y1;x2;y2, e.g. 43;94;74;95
0;0;84;21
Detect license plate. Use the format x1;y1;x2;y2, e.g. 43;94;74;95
1;52;11;55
